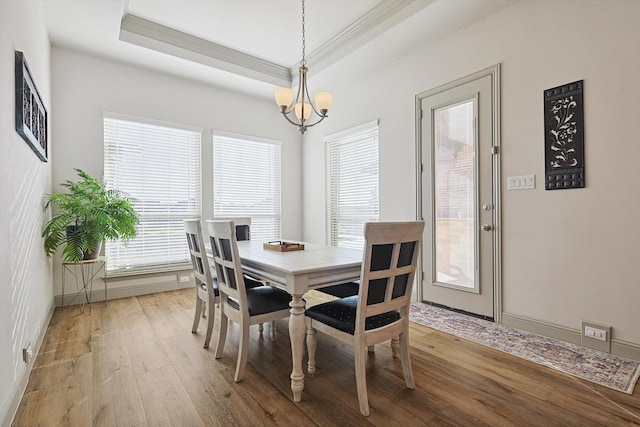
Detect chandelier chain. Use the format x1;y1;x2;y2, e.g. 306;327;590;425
301;0;306;66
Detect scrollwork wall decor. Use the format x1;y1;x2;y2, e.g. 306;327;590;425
544;80;584;190
15;51;48;162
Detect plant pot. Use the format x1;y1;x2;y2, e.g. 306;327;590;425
84;241;103;260
65;225;102;261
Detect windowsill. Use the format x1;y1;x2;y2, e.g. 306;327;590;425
106;263;192;280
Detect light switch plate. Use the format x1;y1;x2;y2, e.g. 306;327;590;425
507;175;535;190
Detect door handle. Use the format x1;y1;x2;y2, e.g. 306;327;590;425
481;224;492;232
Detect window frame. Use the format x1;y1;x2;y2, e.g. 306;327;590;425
325;120;380;250
103;112;203;275
212;130;282;241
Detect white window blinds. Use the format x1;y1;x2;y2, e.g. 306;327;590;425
213;132;281;241
326;121;379;250
104;114;202;273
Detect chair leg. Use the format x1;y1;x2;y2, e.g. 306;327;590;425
234;321;250;382
270;320;277;341
214;310;228;359
192;296;202;333
354;346;370;416
202;301;207;318
391;336;400;358
399;330;415;389
306;325;317;377
203;299;216;348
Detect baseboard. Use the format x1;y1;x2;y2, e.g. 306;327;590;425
502;312;640;362
54;280;194;307
611;338;640;362
1;298;55;427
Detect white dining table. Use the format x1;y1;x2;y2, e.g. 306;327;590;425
236;240;362;402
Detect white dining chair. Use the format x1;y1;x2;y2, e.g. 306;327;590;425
185;218;263;348
184;219;218;348
304;221;424;416
207;219;292;382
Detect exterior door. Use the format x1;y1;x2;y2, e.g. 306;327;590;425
417;66;500;319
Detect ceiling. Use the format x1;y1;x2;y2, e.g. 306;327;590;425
41;0;516;100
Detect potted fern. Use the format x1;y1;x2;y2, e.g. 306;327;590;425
42;169;139;262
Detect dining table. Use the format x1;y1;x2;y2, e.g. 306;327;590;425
235;239;362;402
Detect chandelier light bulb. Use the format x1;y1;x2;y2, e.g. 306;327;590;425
314;92;333;112
275;87;294;109
294;102;312;120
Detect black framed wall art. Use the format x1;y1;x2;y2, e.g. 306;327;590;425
15;50;48;162
543;80;584;190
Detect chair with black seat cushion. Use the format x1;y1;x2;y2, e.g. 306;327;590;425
184;219;219;348
207;219;292;382
185;219;263;348
305;221;424;416
212;217;273;334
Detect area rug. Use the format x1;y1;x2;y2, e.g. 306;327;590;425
409;302;640;394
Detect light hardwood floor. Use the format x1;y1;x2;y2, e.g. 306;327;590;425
13;288;640;426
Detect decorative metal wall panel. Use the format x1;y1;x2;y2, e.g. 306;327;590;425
544;80;584;190
15;51;48;162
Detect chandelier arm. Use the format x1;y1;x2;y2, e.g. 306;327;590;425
280;110;304;127
280;111;306;127
300;113;328;129
301;76;324;118
300;71;308;124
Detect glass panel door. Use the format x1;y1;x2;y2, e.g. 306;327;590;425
419;71;497;319
434;100;476;290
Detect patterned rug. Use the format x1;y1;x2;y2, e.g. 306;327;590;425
409;302;640;394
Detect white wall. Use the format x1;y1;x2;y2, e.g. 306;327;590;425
50;47;303;297
0;1;53;425
302;0;640;346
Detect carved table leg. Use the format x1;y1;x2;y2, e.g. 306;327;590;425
306;326;317;376
289;295;306;402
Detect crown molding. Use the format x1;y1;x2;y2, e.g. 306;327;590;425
303;0;433;73
119;0;431;89
119;14;292;87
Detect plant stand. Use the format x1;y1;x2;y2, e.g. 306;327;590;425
61;256;107;311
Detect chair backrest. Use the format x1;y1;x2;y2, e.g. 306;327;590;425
356;221;425;333
213;217;251;241
184;219;215;293
206;220;249;312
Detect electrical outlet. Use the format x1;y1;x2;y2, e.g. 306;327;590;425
179;275;191;283
581;321;611;352
584;326;607;341
22;342;33;364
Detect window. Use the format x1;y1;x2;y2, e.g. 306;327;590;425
326;121;379;250
212;131;281;240
104;113;202;273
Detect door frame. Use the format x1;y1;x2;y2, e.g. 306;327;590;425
414;64;502;322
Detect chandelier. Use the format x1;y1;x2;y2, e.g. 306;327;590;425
274;0;333;134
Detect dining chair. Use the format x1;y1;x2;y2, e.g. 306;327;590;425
184;219;218;348
184;219;263;348
211;216;274;334
207;219;292;382
305;221;424;416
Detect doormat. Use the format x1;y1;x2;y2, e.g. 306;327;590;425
409;302;640;394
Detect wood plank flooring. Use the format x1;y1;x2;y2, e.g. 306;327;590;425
13;288;640;426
